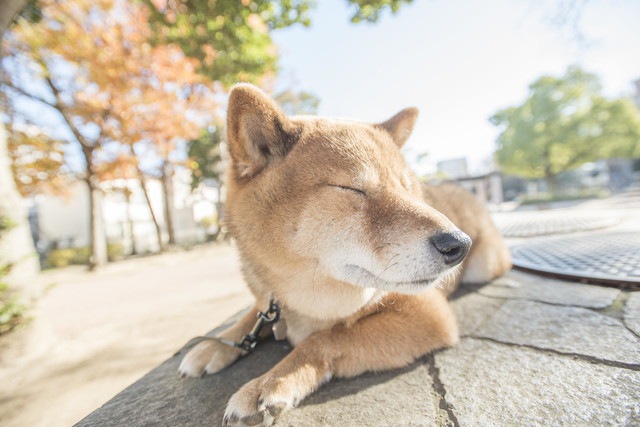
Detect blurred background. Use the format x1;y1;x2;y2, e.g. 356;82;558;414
0;0;638;426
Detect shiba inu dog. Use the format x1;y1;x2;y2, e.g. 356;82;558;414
179;84;511;426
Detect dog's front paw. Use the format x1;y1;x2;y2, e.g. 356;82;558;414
179;339;241;378
223;375;296;427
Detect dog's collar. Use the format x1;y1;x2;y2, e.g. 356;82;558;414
188;295;286;354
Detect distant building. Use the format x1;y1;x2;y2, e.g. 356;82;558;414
455;172;504;205
31;170;220;261
437;158;468;180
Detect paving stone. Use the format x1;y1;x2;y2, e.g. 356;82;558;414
279;362;443;427
474;299;640;364
436;338;640;426
450;291;505;336
76;272;640;427
75;338;292;427
479;271;619;308
76;320;443;427
625;292;640;336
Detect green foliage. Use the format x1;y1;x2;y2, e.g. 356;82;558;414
0;217;16;233
143;0;412;84
45;247;89;268
199;214;219;229
44;243;123;268
0;282;25;335
187;126;224;190
346;0;413;23
0;217;24;335
107;242;124;261
274;89;320;115
143;0;313;85
519;188;609;206
491;67;640;190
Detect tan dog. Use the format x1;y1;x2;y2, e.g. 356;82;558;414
179;84;511;426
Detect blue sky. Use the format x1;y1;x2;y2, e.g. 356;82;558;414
271;0;640;174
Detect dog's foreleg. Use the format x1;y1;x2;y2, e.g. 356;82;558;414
179;302;266;378
223;289;457;426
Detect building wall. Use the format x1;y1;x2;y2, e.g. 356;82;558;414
34;174;214;257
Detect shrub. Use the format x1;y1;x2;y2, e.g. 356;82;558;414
46;243;125;267
0;282;25;335
0;218;25;335
46;247;90;268
107;242;124;261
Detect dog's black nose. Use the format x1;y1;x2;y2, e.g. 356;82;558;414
430;231;472;266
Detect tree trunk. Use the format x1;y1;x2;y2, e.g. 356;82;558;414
0;0;28;33
139;174;164;253
161;161;176;245
0;124;39;294
215;181;227;241
124;190;137;256
0;0;39;295
86;176;108;270
544;173;559;196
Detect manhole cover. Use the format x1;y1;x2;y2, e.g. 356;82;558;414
511;231;640;289
497;214;620;237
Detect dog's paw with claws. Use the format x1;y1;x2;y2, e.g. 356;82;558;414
178;340;241;378
222;375;297;426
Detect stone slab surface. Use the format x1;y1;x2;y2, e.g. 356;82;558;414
76;334;443;426
450;291;505;336
476;271;619;308
75;339;291;427
473;299;640;365
624;292;640;337
76;271;640;427
436;338;640;427
279;362;444;427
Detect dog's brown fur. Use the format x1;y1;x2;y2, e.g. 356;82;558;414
179;84;511;426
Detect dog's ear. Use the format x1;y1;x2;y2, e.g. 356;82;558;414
227;83;299;179
377;107;419;148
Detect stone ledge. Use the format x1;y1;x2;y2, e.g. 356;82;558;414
75;272;640;427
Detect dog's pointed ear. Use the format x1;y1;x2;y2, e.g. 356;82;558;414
377;107;419;148
227;83;299;179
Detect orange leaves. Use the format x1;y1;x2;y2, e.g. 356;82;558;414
5;0;219;185
7;125;68;197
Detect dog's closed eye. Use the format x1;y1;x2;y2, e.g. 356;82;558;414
327;184;367;197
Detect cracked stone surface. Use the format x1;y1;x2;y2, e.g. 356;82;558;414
76;272;640;427
436;338;640;426
450;291;505;336
625;292;640;337
474;299;640;364
76;334;446;426
475;270;619;308
75;336;293;427
278;362;444;426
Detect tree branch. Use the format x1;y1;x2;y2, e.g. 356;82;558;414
42;75;94;150
1;80;57;108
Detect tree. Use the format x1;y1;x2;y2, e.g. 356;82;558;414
143;0;413;84
0;0;39;302
491;67;640;193
3;0;217;267
274;89;320;116
6;123;67;197
188;126;224;191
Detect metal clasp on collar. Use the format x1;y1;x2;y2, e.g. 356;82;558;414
186;295;283;354
236;296;281;352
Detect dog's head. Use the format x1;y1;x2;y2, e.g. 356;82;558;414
225;84;470;294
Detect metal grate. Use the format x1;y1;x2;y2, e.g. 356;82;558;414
510;231;640;288
498;215;620;238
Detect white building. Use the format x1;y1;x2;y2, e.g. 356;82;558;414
33;171;219;256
